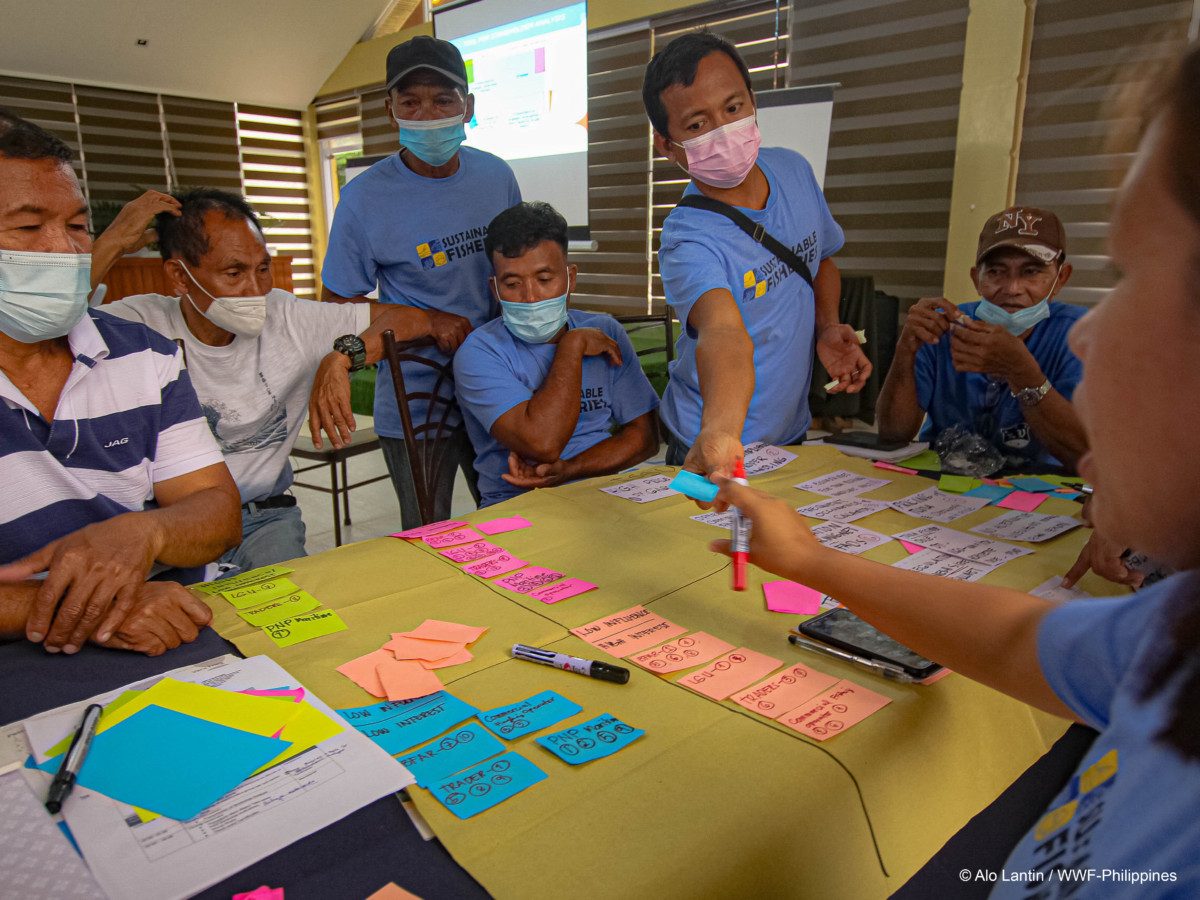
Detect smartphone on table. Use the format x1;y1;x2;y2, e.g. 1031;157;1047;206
789;608;944;683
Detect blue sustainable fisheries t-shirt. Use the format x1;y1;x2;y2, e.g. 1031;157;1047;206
453;310;660;507
321;147;521;437
988;572;1200;898
657;147;844;448
914;300;1086;466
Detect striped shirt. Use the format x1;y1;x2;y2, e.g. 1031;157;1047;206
0;309;225;564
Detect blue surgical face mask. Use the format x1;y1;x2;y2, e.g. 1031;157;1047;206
499;291;569;344
0;249;91;343
395;112;466;167
974;266;1062;336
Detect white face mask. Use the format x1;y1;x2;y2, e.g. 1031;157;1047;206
179;263;267;338
0;249;91;343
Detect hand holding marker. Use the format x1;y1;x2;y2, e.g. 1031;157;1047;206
730;459;751;591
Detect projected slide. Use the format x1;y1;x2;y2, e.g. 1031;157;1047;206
451;2;587;162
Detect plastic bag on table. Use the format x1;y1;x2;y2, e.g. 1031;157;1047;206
933;425;1004;477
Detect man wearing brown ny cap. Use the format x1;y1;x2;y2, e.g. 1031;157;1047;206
877;206;1088;470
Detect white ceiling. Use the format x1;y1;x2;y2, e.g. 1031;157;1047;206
0;0;402;109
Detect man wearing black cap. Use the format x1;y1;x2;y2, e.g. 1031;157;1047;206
877;206;1088;470
321;35;521;528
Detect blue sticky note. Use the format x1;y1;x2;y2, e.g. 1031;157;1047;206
38;705;288;821
1008;477;1061;493
670;470;719;503
396;723;506;788
478;690;583;739
429;751;547;819
964;484;1015;504
336;691;480;756
535;713;645;765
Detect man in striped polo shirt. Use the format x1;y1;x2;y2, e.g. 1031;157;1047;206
0;111;242;656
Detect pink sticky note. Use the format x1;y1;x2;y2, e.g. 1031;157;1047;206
461;551;527;578
383;634;465;661
628;632;735;673
439;540;504;563
336;649;393;697
899;540;925;555
732;662;841;718
778;679;892;741
530;578;597;604
239;687;305;703
676;648;784;700
763;580;821;615
920;667;953;685
874;461;918;475
376;658;444;702
475;515;533;536
424;527;484;548
494;566;566;594
997;491;1046;512
420;648;473;669
571;605;689;657
234;887;284;900
391;520;467;540
400;620;488;644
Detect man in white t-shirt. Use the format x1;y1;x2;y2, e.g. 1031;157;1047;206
103;189;468;571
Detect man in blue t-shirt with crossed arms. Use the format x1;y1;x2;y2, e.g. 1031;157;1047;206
642;32;870;496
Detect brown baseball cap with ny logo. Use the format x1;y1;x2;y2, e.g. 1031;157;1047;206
976;206;1067;265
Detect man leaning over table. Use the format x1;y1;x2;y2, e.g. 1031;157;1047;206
454;202;660;508
0;110;241;656
877;207;1088;471
642;32;870;493
321;35;521;529
100;188;469;571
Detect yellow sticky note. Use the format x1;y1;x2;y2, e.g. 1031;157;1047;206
192;565;294;595
263;610;348;648
238;591;320;626
221;578;301;609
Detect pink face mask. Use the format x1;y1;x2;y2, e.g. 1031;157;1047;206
675;114;761;189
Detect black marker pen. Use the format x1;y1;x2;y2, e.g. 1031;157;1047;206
512;644;630;684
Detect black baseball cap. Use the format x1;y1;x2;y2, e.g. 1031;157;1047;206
385;35;468;92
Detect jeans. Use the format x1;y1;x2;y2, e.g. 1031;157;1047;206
665;429;689;467
379;432;480;530
218;503;307;573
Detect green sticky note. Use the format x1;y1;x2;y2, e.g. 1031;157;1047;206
238;590;320;626
220;577;301;609
938;474;974;493
263;609;348;647
192;565;294;595
898;449;941;471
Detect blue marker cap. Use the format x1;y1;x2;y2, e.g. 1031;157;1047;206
670;470;719;503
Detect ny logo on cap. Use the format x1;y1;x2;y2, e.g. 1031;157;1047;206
995;209;1042;237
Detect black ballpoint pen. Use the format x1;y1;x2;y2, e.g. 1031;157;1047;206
46;703;102;814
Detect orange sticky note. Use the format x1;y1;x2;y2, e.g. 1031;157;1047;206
419;648;474;670
778;679;892;740
336;649;393;697
376;658;444;702
570;605;689;658
366;884;424;900
383;635;465;661
400;620;488;645
628;632;735;673
731;663;840;718
676;649;783;700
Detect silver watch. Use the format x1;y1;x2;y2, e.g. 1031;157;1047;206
1012;378;1051;408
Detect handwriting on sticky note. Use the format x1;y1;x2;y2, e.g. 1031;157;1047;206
763;580;822;615
888;486;990;523
892;549;999;582
571;605;688;657
494;566;565;594
970;510;1081;542
237;590;320;626
191;564;293;595
475;515;533;535
461;551;527;578
263;609;347;647
794;496;890;523
627;632;734;673
536;714;645;765
479;690;583;739
220;577;300;608
794;470;890;497
440;540;505;563
424;527;484;549
779;679;892;740
676;649;783;700
599;473;679;503
397;722;506;787
530;578;596;604
337;691;480;757
893;524;1032;567
732;663;840;718
741;441;798;475
429;751;547;819
392;520;467;540
810;521;893;555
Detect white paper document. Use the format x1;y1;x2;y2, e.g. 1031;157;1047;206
794;470;891;498
742;441;798;475
892;524;1032;568
21;654;413;900
600;473;679;503
690;510;735;529
970;511;1082;543
810;521;893;555
889;487;990;523
1030;576;1093;603
891;549;1000;582
794;495;890;523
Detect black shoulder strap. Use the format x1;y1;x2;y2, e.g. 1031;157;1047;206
674;194;814;290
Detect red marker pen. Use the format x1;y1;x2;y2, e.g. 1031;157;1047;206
730;459;750;591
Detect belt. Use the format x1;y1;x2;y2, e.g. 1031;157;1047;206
243;494;298;513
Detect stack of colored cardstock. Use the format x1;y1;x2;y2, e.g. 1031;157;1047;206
337;620;488;701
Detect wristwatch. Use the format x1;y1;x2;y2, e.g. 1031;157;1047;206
1011;378;1052;408
333;334;367;372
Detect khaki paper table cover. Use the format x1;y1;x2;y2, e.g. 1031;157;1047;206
201;446;1118;899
